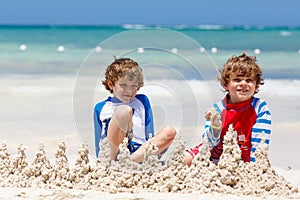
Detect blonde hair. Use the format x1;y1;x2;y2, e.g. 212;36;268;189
102;58;144;93
219;52;264;93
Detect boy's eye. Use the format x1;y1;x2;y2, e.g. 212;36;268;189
132;85;138;89
119;84;126;87
118;83;139;90
232;78;254;83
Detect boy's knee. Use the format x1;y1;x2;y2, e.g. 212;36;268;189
184;151;193;167
114;105;132;121
163;126;176;141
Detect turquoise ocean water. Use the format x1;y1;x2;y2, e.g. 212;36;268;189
0;25;300;79
1;25;300;168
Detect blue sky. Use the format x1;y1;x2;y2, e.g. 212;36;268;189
0;0;299;26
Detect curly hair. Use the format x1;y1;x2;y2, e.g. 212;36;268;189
218;52;264;93
102;57;144;93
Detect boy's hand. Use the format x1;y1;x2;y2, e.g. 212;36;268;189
205;108;222;129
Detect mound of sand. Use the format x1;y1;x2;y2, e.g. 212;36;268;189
0;125;299;199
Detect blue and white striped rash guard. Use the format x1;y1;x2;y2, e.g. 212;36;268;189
93;94;154;157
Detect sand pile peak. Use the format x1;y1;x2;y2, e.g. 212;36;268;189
0;126;299;198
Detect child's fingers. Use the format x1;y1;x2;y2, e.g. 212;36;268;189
211;112;221;121
204;107;216;119
204;110;212;119
205;108;221;127
211;112;221;127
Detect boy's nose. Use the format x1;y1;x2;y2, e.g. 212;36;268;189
124;87;134;95
127;87;134;93
240;80;247;85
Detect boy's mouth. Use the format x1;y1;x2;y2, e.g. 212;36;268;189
237;89;249;93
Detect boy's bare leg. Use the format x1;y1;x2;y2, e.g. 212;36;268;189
184;151;193;167
107;105;132;160
130;126;176;163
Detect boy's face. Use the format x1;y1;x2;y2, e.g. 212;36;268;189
224;73;257;104
108;77;139;103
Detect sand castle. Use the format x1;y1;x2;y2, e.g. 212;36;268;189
0;125;299;198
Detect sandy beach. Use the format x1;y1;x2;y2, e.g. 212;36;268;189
0;187;297;200
0;131;299;200
1;75;300;199
0;2;299;197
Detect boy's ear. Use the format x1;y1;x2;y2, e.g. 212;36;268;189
107;80;114;90
222;81;228;90
223;85;228;90
255;85;259;93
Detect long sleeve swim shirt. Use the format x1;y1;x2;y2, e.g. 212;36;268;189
190;95;272;162
93;94;154;157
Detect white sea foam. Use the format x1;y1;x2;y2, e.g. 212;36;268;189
261;79;300;97
1;75;300;167
280;31;292;37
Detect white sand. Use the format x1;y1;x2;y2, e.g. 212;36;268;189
1;77;300;199
0;187;294;200
0;187;285;200
0;125;299;200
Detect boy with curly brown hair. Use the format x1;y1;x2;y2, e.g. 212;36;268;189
94;57;176;162
185;52;272;166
